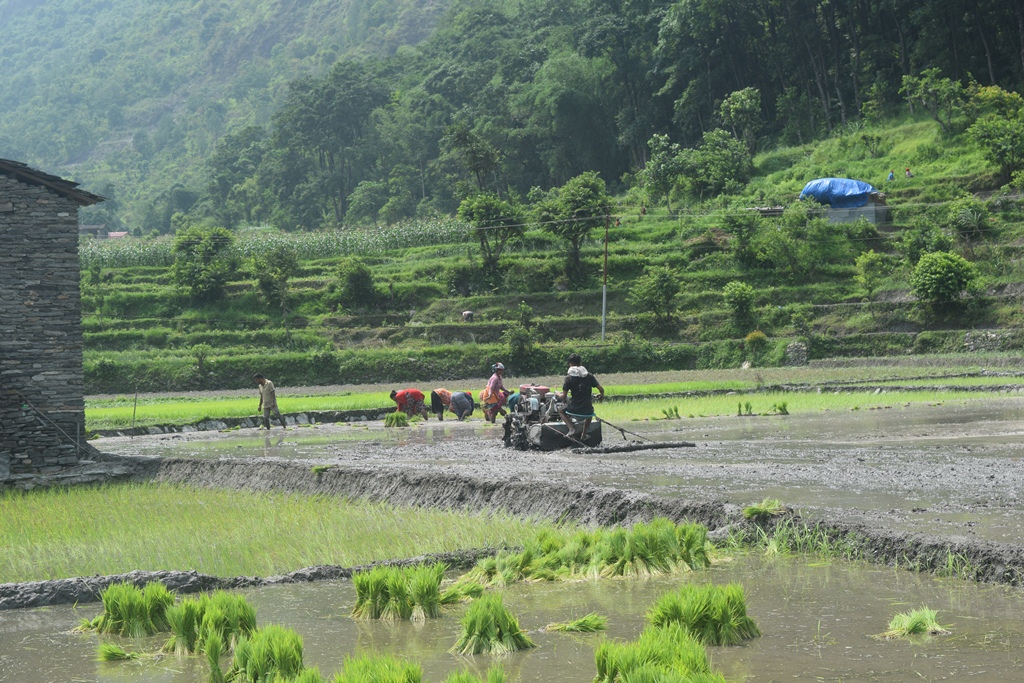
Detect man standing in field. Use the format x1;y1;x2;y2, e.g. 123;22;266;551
254;373;287;430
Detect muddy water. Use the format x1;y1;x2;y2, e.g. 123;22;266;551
3;556;1023;683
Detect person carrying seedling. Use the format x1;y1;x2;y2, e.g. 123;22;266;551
449;391;475;420
557;353;604;442
391;387;429;419
254;373;287;430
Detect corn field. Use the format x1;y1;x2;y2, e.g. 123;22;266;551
80;217;472;269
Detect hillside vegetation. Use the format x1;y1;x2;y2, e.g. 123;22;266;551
80;114;1024;394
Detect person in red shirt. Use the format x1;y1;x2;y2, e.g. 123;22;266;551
390;388;428;419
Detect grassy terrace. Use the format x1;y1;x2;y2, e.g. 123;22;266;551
0;484;555;583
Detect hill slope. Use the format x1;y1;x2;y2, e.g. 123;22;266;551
0;0;447;227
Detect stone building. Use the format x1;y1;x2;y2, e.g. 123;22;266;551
0;158;104;487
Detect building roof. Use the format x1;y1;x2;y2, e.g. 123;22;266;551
0;158;106;206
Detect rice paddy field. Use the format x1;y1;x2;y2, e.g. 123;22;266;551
0;484;556;583
83;359;1024;430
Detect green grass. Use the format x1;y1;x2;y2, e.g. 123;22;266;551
0;484;561;582
544;612;608;632
646;583;761;646
596;389;1006;424
879;607;950;639
450;593;536;655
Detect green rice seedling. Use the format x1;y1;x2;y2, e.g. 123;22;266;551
90;582;156;638
96;642;139;661
676;524;711;571
450;593;536;655
660;406;680;420
384;412;409;428
440;578;485;604
331;653;422;683
595;519;681;577
769;402;789;415
164;597;203;654
743;499;786;524
594;623;716;683
879;607;950;639
442;666;505;683
544;612;607;632
744;402;753;415
227;624;304;683
381;568;414;621
646;583;760;646
204;630;226;683
143;582;175;632
290;668;326;683
409;563;445;621
311;465;332;475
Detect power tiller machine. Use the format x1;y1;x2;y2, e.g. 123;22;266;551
502;384;601;450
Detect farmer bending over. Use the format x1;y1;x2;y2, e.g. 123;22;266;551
558;353;604;441
254;373;287;430
391;388;429;419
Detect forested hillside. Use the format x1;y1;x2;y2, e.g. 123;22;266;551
3;0;1023;232
0;0;447;230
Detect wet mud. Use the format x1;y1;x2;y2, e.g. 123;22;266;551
6;397;1024;610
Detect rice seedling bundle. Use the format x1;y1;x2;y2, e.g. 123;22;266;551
879;607;950;639
742;499;786;523
440;578;485;605
352;563;446;621
384;412;410;428
458;520;711;588
163;591;257;655
205;631;226;683
409;563;445;620
594;623;721;683
646;583;760;646
441;666;506;683
544;612;608;632
96;642;139;661
330;653;423;683
227;624;305;683
450;593;536;655
85;582;172;638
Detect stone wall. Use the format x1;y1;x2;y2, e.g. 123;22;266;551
0;174;92;486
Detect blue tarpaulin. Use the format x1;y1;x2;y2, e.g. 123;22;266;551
799;178;876;208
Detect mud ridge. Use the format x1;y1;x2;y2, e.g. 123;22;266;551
0;548;499;611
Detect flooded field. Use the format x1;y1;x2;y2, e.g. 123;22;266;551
3;554;1023;683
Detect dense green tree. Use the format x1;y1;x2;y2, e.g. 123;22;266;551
533;171;612;285
910;251;980;312
171;225;238;303
628;265;680;320
251;245;300;314
325;258;378;313
457;193;524;276
641;134;684;210
678;129;752;200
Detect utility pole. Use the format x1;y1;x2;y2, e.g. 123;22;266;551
601;213;609;341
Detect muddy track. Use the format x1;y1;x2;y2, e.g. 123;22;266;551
5;451;1024;611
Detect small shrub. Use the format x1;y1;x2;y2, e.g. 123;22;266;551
744;330;768;355
879;607;950;639
646;583;761;646
910;251;980;311
450;593;536;655
722;281;755;326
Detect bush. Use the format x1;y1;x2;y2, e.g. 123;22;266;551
171;225;238;303
722;281;755;328
324;258;378;313
910;251;980;312
628;265;680;320
744;330;768;356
